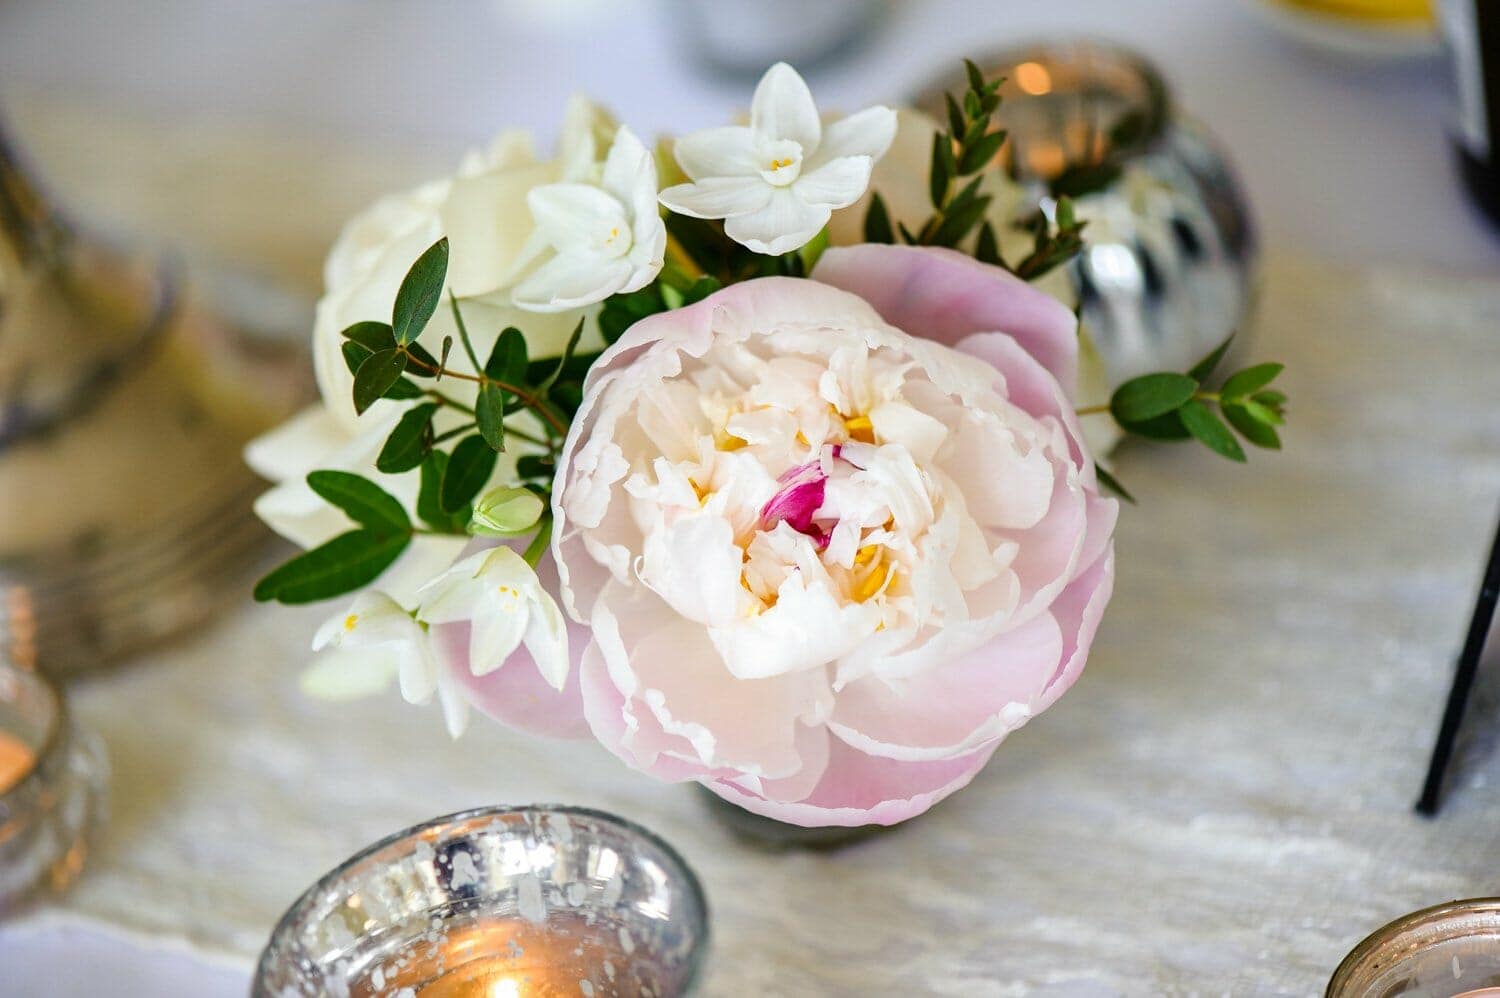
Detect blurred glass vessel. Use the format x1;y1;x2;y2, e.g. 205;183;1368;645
0;111;307;675
0;655;106;913
917;41;1259;389
254;805;710;997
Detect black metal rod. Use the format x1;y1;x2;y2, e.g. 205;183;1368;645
1417;506;1500;815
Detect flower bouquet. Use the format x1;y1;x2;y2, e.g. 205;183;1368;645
248;61;1288;829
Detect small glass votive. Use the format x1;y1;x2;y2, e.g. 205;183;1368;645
0;656;108;913
1328;898;1500;997
254;805;710;997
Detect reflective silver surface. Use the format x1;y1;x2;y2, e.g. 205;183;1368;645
0;109;309;675
918;40;1258;386
0;656;106;913
254;805;710;997
1327;898;1500;997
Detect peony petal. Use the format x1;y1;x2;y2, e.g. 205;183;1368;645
704;736;996;828
449;617;592;740
723;188;831;255
1034;547;1114;713
814;244;1079;397
792;155;873;209
671;126;763;181
512;252;633;313
658;177;770;220
750;62;821;150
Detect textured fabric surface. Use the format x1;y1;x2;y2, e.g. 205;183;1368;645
15;255;1499;996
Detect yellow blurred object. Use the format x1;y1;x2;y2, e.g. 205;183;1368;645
1270;0;1431;24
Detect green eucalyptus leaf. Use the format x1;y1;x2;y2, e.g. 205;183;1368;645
932;193;991;248
253;529;409;605
440;435;499;513
516;454;555;481
537;320;586;395
1220;362;1284;401
307;470;411;532
485;327;529;385
341;341;372;376
352;348;408;414
469;486;546;537
475;385;506;452
944;92;966;139
1179;400;1247;462
342;321;396;353
929;132;955;208
975;222;1004;267
863;193;895;244
1223;402;1282;450
375;403;439;474
417;451;469;532
1110;373;1198;424
384;377;425;401
1120;410;1191;441
964;58;986;94
391;237;449;346
1188;335;1235;382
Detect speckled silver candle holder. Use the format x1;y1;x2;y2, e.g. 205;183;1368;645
0;656;107;913
254;805;710;997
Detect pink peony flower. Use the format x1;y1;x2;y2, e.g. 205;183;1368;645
483;244;1116;827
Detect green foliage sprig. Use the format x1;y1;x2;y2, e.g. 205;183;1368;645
863;59;1087;283
1085;336;1288;502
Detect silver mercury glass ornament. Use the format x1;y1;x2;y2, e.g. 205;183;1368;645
916;40;1258;388
0;111;308;675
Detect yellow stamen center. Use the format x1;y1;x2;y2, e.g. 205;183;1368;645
769;157;794;171
853;562;895;603
853;544;880;566
343;614;359;631
844;413;875;444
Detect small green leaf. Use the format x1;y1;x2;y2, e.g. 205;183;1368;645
417;451;468;532
1179;400;1246;462
441;435;499;513
384;377;424;400
470;486;546;537
485;327;529;385
958;130;1005;174
975;221;1004;267
1094;464;1136;504
253;529;409;604
1253;389;1287;409
476;385;506;452
944;92;966;139
342;321;396;352
307;470;411;532
932;193;991;247
352;348;408;414
1120;410;1190;440
516;454;555;481
538;320;586;395
375;403;439;474
1188;335;1236;382
964;58;986;94
1110;373;1198;424
1223;402;1282;450
929;133;955;208
963;89;981;119
392;237;449;346
1240;398;1284;426
1220;362;1283;401
341;341;372;375
864;193;895;244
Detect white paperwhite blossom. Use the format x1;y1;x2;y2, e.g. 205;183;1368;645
512;125;665;312
418;547;570;692
659;62;897;255
303;591;471;737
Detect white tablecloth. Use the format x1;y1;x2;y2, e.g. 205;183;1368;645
3;2;1500;995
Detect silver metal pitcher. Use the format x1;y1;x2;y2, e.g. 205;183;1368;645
0;113;307;675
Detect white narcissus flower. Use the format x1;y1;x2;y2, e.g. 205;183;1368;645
303;591;470;737
659;62;897;255
512;126;665;313
418;547;570;693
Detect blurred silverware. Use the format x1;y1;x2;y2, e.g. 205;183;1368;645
0;110;310;676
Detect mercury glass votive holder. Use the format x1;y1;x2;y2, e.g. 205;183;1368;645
0;657;107;913
1328;899;1500;997
254;805;710;997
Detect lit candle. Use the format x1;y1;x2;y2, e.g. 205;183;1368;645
255;806;708;998
0;729;34;794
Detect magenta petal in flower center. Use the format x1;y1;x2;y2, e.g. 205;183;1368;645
760;475;827;537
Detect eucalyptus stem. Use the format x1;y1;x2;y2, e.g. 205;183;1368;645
522;515;554;567
402;352;570;438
